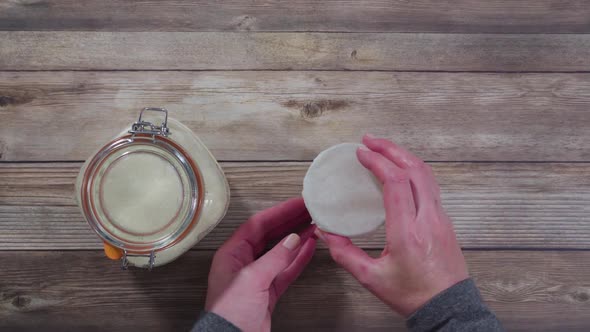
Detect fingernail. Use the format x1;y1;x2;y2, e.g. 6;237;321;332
358;146;370;153
313;228;326;242
365;133;376;139
283;233;301;251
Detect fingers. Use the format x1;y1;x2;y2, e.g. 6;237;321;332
246;233;303;288
271;236;317;305
263;199;313;241
408;167;439;218
362;134;440;218
221;197;312;263
297;224;318;243
357;147;408;184
362;134;422;169
315;229;376;287
357;147;416;240
382;175;416;244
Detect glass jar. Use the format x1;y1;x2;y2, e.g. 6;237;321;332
76;108;229;269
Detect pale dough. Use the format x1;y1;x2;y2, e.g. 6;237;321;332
303;143;385;237
101;151;183;235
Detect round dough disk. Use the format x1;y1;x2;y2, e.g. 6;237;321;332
303;143;385;237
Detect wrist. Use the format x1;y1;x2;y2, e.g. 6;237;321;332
383;292;440;318
379;274;470;317
401;276;472;317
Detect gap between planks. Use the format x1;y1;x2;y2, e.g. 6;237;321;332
1;0;589;34
0;250;589;331
1;71;589;161
2;32;590;71
1;162;589;250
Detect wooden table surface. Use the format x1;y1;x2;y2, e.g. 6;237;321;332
1;1;590;331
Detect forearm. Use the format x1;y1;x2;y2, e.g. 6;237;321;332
192;280;502;332
406;278;504;332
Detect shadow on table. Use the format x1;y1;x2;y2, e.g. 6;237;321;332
129;251;211;332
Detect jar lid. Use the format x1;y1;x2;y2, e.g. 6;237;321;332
79;108;203;269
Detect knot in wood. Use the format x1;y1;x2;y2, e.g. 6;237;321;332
12;295;32;309
302;101;324;119
0;96;14;107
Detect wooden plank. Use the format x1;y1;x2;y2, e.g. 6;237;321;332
0;250;589;331
1;162;589;250
2;32;590;71
1;0;589;33
1;71;589;162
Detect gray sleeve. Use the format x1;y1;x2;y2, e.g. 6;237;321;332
191;311;241;332
406;278;504;332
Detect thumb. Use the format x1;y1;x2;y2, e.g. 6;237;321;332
315;229;376;286
247;233;302;287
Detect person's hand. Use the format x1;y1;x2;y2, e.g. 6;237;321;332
315;134;468;317
205;197;317;332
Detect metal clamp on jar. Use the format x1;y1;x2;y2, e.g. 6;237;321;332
76;108;230;269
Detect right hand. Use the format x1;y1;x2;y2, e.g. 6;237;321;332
315;134;469;317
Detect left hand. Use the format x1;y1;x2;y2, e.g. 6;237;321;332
205;197;317;332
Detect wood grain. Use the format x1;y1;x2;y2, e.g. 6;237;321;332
1;71;589;162
1;0;589;33
1;162;589;250
0;250;589;331
2;2;587;331
2;32;590;71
